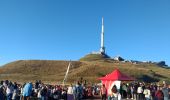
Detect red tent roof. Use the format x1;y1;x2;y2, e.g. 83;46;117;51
99;69;135;81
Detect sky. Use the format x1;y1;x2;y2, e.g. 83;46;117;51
0;0;170;66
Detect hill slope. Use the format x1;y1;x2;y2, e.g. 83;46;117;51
0;60;170;83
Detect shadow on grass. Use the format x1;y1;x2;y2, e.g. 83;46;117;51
138;75;160;83
154;73;167;78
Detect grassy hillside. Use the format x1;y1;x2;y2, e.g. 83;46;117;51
79;54;110;61
0;60;170;84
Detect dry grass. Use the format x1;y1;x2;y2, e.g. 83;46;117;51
0;60;170;84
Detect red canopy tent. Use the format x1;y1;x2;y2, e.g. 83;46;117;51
99;69;135;81
98;69;135;95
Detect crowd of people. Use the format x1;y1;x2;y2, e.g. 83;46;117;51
100;82;170;100
0;80;170;100
0;80;100;100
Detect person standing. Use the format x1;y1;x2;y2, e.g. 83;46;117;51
75;81;83;100
168;85;170;100
0;81;5;100
22;82;33;100
143;86;151;100
12;82;19;100
67;84;74;100
62;86;68;100
72;84;77;100
137;83;144;100
155;86;164;100
111;85;118;100
162;84;169;100
132;83;138;100
100;84;107;100
6;82;14;100
40;86;47;100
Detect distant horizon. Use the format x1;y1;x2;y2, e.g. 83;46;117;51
0;0;170;66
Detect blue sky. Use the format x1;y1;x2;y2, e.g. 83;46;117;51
0;0;170;66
